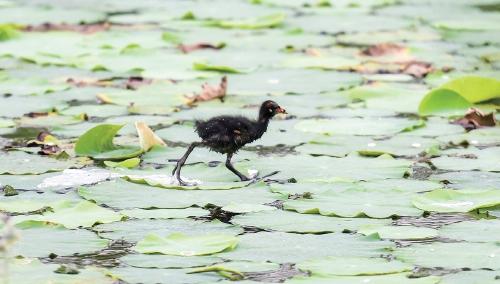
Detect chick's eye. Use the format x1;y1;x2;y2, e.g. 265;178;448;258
268;108;273;113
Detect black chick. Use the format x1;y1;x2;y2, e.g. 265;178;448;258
172;100;287;185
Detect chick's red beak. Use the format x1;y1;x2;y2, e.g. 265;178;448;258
277;107;287;114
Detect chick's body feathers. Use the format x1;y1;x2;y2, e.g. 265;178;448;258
195;115;266;154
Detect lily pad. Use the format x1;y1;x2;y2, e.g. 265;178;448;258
231;210;390;233
418;89;472;116
412;189;500;213
439;219;500;242
134;233;238;256
75;124;143;160
95;218;242;243
207;13;286;29
284;188;422;218
13;200;123;229
12;223;108;258
120;208;208;219
358;225;438;240
219;232;392;263
395;242;500;269
297;256;412;276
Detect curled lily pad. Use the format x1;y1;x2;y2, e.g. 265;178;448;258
418;89;472;116
134;233;238;256
75;124;143;160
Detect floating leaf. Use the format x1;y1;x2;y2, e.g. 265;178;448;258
193;62;243;73
284;189;422;218
418;89;472;116
219;232;392;263
207;13;285;29
288;273;440;284
441;76;500;103
75;124;143;160
297;256;412;276
232;210;390;233
439;219;500;242
412;189;500;213
395;242;500;269
134;233;238;256
120;208;208;219
358;225;438;240
14;200;123;229
104;157;141;169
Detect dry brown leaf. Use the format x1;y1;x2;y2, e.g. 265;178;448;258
135;122;166;151
402;61;433;78
453;108;497;131
185;76;227;106
178;42;225;53
304;48;323;57
361;43;406;56
67;76;152;90
24;22;110;34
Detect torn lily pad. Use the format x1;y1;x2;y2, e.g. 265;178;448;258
134;233;238;256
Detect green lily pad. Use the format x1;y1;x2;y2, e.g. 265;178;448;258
284;188;422;218
121;208;208;219
13;200;123;229
412;189;500;213
75;124;143;160
12;223;108;258
295;118;422;136
207;13;285;29
95;218;242;243
120;254;220;269
232;210;390;233
358;225;438;240
219;232;392;263
6;259;113;284
439;219;500;242
108;267;220;284
440;76;500;103
288;273;440;284
430;147;500;172
297;256;412;276
122;174;250;190
0;151;80;175
134;233;238;256
418;89;472;116
440;270;500;284
104;157;141;169
79;180;279;210
395;242;500;269
221;203;276;213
